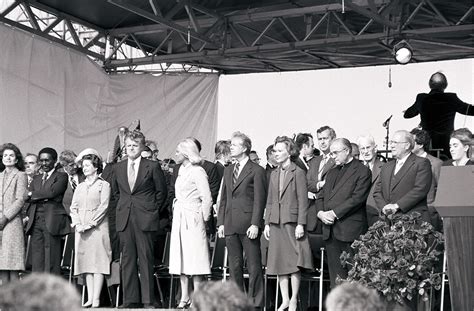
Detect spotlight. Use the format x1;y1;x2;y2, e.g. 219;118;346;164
393;40;413;65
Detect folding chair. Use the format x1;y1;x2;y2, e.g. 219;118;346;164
209;236;228;282
60;233;75;283
271;247;327;311
153;232;175;308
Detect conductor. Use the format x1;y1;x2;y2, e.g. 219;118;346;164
404;72;473;159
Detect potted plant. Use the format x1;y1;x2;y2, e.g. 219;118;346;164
339;212;444;310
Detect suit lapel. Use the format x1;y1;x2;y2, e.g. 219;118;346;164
371;159;383;183
233;161;252;192
390;154;415;191
43;170;58;188
280;163;296;198
328;162;357;200
321;157;335;179
132;159;149;193
1;169;18;195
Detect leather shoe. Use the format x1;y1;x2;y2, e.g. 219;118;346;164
143;303;160;308
118;302;143;308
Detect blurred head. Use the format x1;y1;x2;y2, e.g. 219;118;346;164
249;151;260;164
215;140;231;164
38;147;58;173
230;131;252;159
191;281;253;311
390;130;414;159
273;136;298;165
357;135;377;163
141;146;153;160
325;282;385;311
410;128;431;155
295;133;315;158
0;273;81;311
329;138;352;166
1;143;25;171
429;72;447;91
317;126;336;154
81;154;103;176
176;138;202;165
24;153;39;176
59;150;78;175
351;143;360;160
450;128;472;162
125;130;146;160
145;140;159;161
266;144;278;166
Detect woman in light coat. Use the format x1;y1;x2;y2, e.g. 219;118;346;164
169;138;212;309
70;154;111;308
0;143;28;284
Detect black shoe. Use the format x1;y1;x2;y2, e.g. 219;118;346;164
118;302;143;308
143;303;160;309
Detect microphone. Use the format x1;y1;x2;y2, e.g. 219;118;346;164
382;115;393;127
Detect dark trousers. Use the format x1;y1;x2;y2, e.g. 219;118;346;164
118;213;156;305
30;212;62;274
325;234;352;288
226;233;264;307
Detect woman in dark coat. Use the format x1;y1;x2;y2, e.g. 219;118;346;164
264;136;313;311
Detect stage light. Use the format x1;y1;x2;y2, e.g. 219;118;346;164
393;40;413;65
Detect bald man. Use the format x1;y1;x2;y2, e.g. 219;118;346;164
404;72;474;159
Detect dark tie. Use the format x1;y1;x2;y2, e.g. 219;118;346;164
128;161;136;190
232;162;240;185
41;172;48;187
69;176;77;192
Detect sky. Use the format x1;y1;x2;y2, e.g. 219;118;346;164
217;58;473;162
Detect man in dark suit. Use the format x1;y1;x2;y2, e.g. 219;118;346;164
357;135;385;227
58;150;85;215
264;144;278;186
306;126;337;234
26;147;71;274
373;130;432;224
319;138;372;288
214;140;231;185
410;128;443;231
404;72;474;159
111;130;167;309
294;133;316;173
217;131;266;309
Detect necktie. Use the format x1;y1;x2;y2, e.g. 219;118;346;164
69;176;77;192
128;161;136;191
41;172;48;186
318;156;328;180
232;162;240;185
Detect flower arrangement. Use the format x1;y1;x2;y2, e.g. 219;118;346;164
339;212;444;304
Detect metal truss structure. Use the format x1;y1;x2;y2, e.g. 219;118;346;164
1;0;473;74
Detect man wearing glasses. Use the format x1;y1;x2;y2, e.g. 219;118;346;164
318;138;372;288
373;130;432;223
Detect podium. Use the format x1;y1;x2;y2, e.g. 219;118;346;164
433;166;474;311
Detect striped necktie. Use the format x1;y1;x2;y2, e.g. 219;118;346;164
232;162;240;185
41;172;48;186
69;175;77;192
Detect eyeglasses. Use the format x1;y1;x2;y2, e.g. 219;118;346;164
389;140;409;145
329;149;347;157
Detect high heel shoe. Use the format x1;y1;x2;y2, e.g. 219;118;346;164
82;301;92;308
177;299;191;309
91;299;100;308
277;301;289;311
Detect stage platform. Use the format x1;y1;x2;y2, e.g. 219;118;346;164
82;307;179;311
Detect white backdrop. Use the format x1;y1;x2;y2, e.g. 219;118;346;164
218;59;473;160
0;24;219;161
